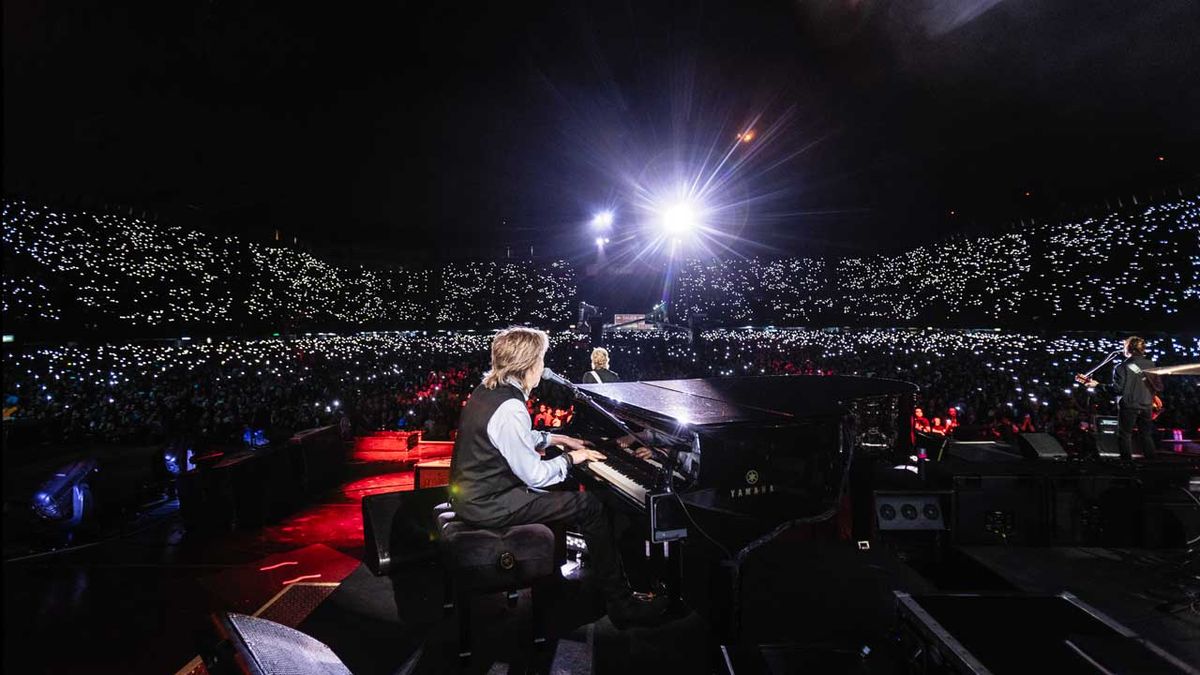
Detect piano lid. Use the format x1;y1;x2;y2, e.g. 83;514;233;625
579;375;916;427
576;381;783;427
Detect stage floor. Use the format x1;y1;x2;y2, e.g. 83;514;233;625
4;449;1197;674
2;453;409;675
957;545;1200;666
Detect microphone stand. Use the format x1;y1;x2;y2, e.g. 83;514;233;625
1080;350;1122;380
560;384;640;449
1078;351;1121;456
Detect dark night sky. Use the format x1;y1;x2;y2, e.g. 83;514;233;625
4;0;1199;259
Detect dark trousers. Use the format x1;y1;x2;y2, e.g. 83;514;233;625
1118;405;1155;460
484;491;629;602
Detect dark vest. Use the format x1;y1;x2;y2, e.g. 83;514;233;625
449;383;537;525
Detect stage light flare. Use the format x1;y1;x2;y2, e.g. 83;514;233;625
592;211;614;227
737;129;756;143
662;201;700;235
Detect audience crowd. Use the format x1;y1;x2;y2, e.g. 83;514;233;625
2;200;575;332
5;196;1197;334
4;329;1197;453
4;195;1196;456
676;197;1198;326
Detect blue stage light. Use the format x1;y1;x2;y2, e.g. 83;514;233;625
243;428;269;448
163;446;195;475
32;458;97;526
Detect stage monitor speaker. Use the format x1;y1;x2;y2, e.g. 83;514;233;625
207;612;350;675
1016;432;1068;460
945;441;1021;463
362;485;449;576
288;425;346;494
177;455;247;531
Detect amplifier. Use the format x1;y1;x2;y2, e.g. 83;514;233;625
873;491;949;531
872;490;951;567
1094;415;1121;457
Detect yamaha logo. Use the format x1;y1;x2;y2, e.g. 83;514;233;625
745;470;759;485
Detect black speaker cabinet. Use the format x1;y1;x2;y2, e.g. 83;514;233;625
1016;432;1068;459
207;612;351;674
178;463;237;531
1050;475;1142;546
952;474;1047;544
945;440;1021;463
288;426;347;494
1094;415;1121;457
362;486;449;576
1095;433;1121;457
178;452;262;530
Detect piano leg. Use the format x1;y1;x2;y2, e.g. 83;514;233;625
648;539;683;606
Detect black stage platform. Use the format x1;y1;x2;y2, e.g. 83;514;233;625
4;448;1197;673
299;559;714;674
297;540;1199;673
300;540;935;674
957;545;1200;666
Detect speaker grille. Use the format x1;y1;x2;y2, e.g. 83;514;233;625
227;612;351;675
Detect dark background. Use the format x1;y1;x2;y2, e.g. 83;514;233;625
5;0;1199;260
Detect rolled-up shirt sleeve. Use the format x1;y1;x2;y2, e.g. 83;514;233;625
487;398;570;488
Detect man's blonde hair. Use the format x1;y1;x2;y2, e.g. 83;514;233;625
483;327;549;389
590;347;610;370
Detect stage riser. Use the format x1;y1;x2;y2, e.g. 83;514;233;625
177;427;347;531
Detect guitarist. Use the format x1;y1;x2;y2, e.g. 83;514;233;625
1082;336;1161;460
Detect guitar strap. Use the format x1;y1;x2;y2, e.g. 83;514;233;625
1126;362;1162;397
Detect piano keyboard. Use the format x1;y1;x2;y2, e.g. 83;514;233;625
581;443;672;507
586;459;649;505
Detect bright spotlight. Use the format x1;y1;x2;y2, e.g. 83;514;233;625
592;211;614;227
662;202;698;234
595;237;605;247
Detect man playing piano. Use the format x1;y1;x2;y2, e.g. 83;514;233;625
449;327;669;627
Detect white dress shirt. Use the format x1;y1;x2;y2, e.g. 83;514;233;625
486;378;570;488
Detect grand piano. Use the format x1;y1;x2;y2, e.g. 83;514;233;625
554;374;917;635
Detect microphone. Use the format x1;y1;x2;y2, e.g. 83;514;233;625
541;367;578;393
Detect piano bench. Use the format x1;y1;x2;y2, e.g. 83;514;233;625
434;503;556;662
